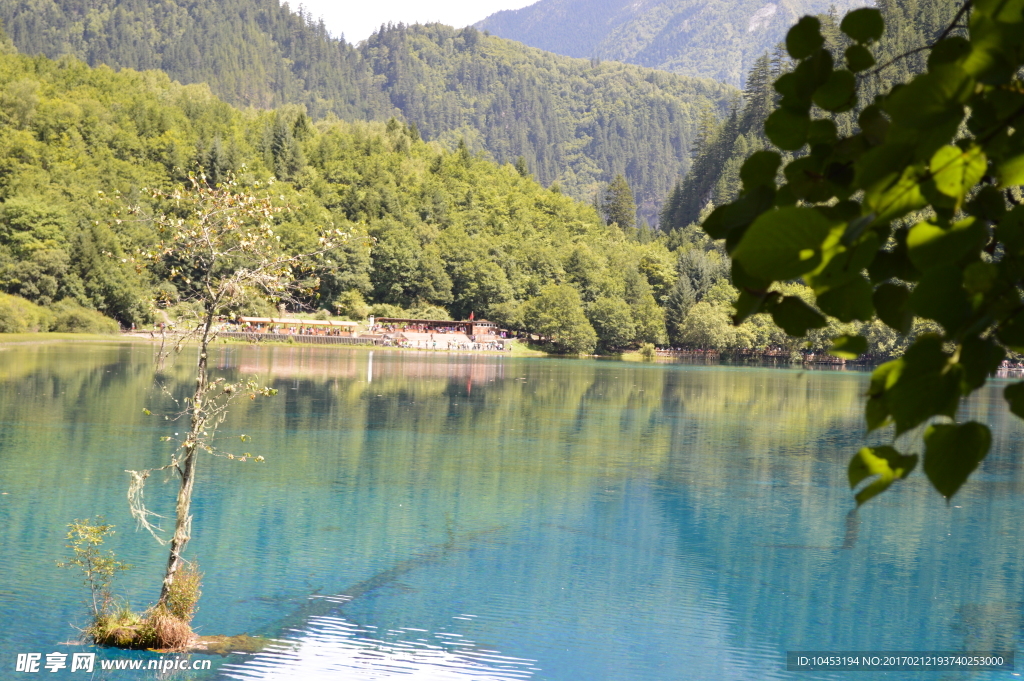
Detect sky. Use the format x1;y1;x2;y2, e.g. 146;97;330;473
293;0;538;44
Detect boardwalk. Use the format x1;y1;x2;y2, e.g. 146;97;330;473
217;332;378;346
656;348;855;365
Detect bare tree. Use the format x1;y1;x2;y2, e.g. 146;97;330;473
125;173;343;606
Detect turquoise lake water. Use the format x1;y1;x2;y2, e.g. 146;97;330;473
1;342;1024;680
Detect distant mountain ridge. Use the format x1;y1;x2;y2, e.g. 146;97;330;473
476;0;868;87
0;0;736;223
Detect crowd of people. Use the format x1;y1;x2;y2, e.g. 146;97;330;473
382;335;511;352
372;322;471;335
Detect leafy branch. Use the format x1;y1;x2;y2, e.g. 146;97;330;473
705;0;1024;505
56;519;132;618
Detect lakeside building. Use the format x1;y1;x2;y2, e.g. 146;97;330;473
370;317;508;350
227;316;511;351
237;317;360;336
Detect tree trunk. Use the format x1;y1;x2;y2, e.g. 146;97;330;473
158;310;214;604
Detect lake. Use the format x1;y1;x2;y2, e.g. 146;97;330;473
1;342;1023;680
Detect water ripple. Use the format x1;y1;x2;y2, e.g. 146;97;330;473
218;615;538;680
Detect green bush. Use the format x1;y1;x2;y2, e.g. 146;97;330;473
0;292;53;332
0;293;120;334
333;290;370;320
369;303;405;319
406;303;451;321
50;301;120;334
165;562;202;624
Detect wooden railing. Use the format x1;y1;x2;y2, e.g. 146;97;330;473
655;348;859;364
217;332;380;346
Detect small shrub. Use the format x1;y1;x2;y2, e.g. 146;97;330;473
639;342;656;359
91;603;156;649
57;518;199;651
0;292;53;332
166;561;202;623
49;301;120;334
165;300;204;324
233;293;276;317
90;602;197;650
152;281;180;308
0;294;120;334
56;518;132;618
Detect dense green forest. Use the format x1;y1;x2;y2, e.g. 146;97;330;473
0;0;736;224
476;0;865;87
0;28;914;358
0;0;390;118
0;0;983;359
0;33;690;353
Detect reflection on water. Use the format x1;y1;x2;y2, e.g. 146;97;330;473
1;343;1024;680
221;614;538;680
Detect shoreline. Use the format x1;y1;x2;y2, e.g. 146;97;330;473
0;331;552;357
0;333;895;369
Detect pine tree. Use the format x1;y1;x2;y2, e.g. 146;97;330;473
741;54;773;133
664;276;697;343
603;174;636;229
270;114;304;180
514;156;530;177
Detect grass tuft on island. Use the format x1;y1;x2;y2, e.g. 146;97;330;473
88;561;203;651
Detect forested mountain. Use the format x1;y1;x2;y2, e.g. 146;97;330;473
659;0;964;232
355;24;733;223
0;0;392;119
0;5;951;357
0;41;681;352
476;0;866;87
0;0;736;224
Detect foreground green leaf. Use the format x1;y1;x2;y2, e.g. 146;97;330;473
840;8;884;44
829;334;867;359
872;283;913;334
848;446;918;505
930;145;987;205
731;207;833;281
786;16;824;59
764;108;810;150
815;276;874;322
922;422;991;498
881;335;961;435
769;296;827;336
1004;382;1024;420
